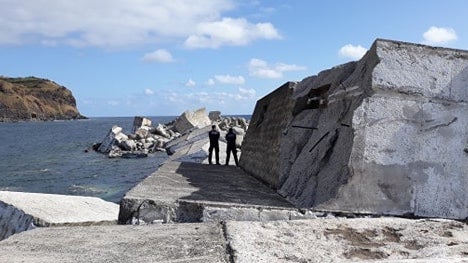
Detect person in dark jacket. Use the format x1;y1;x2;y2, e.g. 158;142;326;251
225;127;239;166
208;125;220;165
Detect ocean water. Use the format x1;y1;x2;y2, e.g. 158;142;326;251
0;117;175;203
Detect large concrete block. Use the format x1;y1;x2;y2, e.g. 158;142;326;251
0;191;119;240
132;116;152;133
118;161;295;224
97;125;128;153
0;223;229;262
173;108;212;134
240;39;468;219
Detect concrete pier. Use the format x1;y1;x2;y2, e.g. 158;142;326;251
119;161;302;224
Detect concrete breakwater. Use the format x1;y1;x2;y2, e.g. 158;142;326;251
93;107;249;159
1;39;467;262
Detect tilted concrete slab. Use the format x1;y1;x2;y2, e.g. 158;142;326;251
225;217;468;263
0;191;119;240
119;161;302;224
0;222;229;263
240;39;468;219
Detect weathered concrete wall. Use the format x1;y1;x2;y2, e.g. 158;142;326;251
240;39;468;219
240;82;296;187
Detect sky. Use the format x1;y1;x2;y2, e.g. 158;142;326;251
1;0;467;117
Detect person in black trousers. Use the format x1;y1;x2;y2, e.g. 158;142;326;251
225;128;239;166
208;125;220;165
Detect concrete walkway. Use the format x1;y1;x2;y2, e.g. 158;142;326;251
0;222;229;263
119;161;301;224
0;217;466;262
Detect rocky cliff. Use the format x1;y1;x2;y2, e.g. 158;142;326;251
0;76;85;121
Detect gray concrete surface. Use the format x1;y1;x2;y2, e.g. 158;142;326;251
1;216;466;262
119;161;301;224
0;191;119;240
0;222;229;263
225;217;468;263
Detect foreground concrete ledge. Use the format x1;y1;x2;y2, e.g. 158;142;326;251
0;222;229;263
0;217;466;262
0;191;119;240
119;161;299;224
225;217;468;263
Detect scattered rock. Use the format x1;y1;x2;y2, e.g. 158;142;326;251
93;109;249;159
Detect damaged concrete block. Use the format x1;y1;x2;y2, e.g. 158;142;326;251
97;125;128;153
173;108;211;134
132;116;152;133
240;39;468;220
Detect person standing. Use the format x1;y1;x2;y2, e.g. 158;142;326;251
225;128;239;166
208;125;220;165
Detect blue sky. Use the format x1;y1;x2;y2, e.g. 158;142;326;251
1;0;467;117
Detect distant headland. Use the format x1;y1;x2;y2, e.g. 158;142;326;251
0;76;85;122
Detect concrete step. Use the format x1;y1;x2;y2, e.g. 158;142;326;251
0;222;229;263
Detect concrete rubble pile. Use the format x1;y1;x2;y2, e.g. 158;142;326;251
94;107;249;159
241;38;468;220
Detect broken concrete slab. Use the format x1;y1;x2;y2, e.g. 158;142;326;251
118;161;301;224
173;107;212;134
97;125;128;153
225;217;468;263
0;191;119;240
0;222;229;263
240;39;468;220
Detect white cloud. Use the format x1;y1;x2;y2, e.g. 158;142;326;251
107;100;120;106
423;26;458;45
163;87;257;112
338;44;367;60
0;1;280;49
185;79;196;87
206;78;216;86
248;58;306;79
238;87;256;98
214;74;245;85
144;88;154;95
142;49;174;63
184;17;281;49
